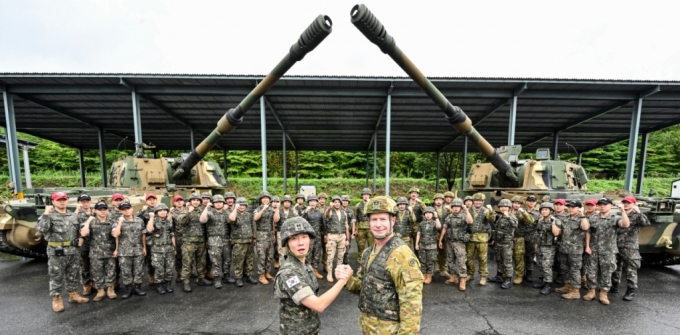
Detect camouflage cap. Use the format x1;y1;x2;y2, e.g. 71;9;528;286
307;194;318;202
295;193;306;200
364;196;397;216
396;197;408;205
235;197;248;205
361;188;371;195
154;203;169;212
259;191;272;200
472;193;486;201
433;193;444;200
280;217;316;246
444;191;455;198
271;196;280;203
317;192;328;199
498;199;512;207
408;187;420;194
212;194;225;203
188;193;201;201
200;192;212;199
539;202;555;211
464;196;473;202
451;198;464;207
341;195;350;202
424;206;436;214
511;196;525;204
281;195;293;203
224;191;236;199
331;195;342;203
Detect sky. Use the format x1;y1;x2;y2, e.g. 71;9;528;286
1;0;679;80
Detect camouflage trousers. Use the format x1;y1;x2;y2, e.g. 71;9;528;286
222;238;232;278
356;227;374;264
538;245;557;283
232;242;255;279
145;243;154;275
437;238;447;273
512;237;526;278
119;255;144;286
90;257;117;289
181;238;206;282
359;312;405;335
556;251;568;277
256;231;274;275
47;253;81;296
417;247;437;274
446;241;467;278
306;236;323;270
174;237;183;272
611;248;641;289
151;251;175;283
207;236;225;279
80;248;91;284
276;232;286;259
497;242;514;278
466;241;489;277
585;252;616;290
524;233;538;273
325;233;346;273
565;253;583;288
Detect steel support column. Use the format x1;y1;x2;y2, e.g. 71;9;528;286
190;128;195;149
295;150;299;192
624;98;643;191
552;132;559;160
260;96;268;191
384;93;391;196
3;92;23;196
131;90;142;144
461;137;468;189
97;127;107;187
373;135;377;193
508;95;518;145
436;151;441;193
5;140;14;188
78;149;86;187
22;146;32;189
635;132;649;194
283;130;287;193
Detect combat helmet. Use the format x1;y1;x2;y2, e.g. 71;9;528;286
188;193;201;201
464;196;473;202
361;188;371;195
331;195;342;203
472;193;486;201
272;196;280;203
201;192;212;199
235;197;248;205
341;195;350;202
154;203;169;213
281;195;293;203
444;191;455;198
317;192;328;199
396;197;408;205
212;194;225;203
511;196;525;204
539;202;555;212
433;193;444;200
224;192;236;200
424;206;436;214
498;199;512;207
363;196;397;216
408;187;420;194
259;191;272;200
451;198;464;207
280;217;317;246
295;193;306;200
307;194;319;202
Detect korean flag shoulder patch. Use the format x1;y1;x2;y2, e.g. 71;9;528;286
286;275;301;288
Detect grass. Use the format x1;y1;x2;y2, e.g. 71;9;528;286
0;252;20;261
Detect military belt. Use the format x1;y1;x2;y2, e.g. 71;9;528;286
48;241;73;247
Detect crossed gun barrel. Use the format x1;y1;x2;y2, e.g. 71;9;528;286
351;4;518;181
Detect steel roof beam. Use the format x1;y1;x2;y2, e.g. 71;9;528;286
264;96;296;150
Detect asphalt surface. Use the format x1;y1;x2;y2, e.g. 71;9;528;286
1;244;679;335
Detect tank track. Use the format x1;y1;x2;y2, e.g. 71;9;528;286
0;230;47;259
642;254;680;266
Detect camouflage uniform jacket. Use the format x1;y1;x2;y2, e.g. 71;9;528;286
150;217;174;253
443;212;467;242
347;236;423;332
344;206;356;227
276;207;298;232
171;207;186;238
354;200;370;228
273;253;320;335
536;217;562;246
108;209;122;222
617;210;650;250
589;212;623;254
113;217;146;257
230;211;256;243
512;210;535;237
493;214;518;245
136;206;156;246
394;210;417;238
435;206;451;222
559;215;587;254
223;209;233;240
469;207;496;234
417;220;438;249
36;211;78;256
408;199;426;224
294;204;306;218
178;209;205;239
254;205;274;233
302;208;324;235
205;208;228;237
75;210;94;251
88;215;116;259
323;209;347;235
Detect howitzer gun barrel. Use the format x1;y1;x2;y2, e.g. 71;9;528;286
350;4;517;181
172;15;333;179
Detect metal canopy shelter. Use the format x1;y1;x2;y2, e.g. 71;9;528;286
2;74;680;194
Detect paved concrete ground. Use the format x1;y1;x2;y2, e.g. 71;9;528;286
1;246;679;335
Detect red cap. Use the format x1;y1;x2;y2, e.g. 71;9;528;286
173;195;184;202
146;194;158;200
51;192;69;201
554;199;566;205
621;196;637;204
112;193;125;201
584;199;598;206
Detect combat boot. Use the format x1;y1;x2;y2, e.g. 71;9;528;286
623;288;636;301
583;288;596;301
214;278;223;289
609;282;619;294
274;260;280;269
479;277;487;286
314;269;323;279
423;274;432;284
259;274;269;285
223;276;236;284
513;276;523;285
459;278;467;291
327;273;334;283
183;282;192;293
205;269;215;280
235;279;244;287
68;290;90;304
82;282;92;295
561;287;581;300
93;288;106;302
540;283;552;295
246;276;258;284
533;281;547;289
555;283;573;294
149;274;155;286
487;272;503;283
525;270;534;283
133;284;147;296
501;278;512;289
121;285;133;299
52;295;64;313
265;272;274;280
445;274;459;285
198;278;213;286
439;270;451;279
555;274;564;285
156;283;166;295
106;286;117;299
165;281;174;293
599;289;610;305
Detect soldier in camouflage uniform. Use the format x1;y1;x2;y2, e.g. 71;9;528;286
416;207;439;284
523;195;540;283
253;191;276;285
463;196;473;210
35;192;89;312
394;197;417;251
433;193;451;279
229;197;258;287
341;195;356;265
439;198;473;290
112;202;147;299
554;200;590;299
323;195;350;283
533;202;562;295
274;217;352;335
582;198;597;287
317;193;330;269
109;193;125;221
294;193;307;217
275;194;299;269
489;199;518;289
407;187;427;250
146;203;176;294
74;194;94;296
553;198;569;285
510;196;535;285
354;188;373;264
80;202;117;301
466;193;496;285
170;195;186;283
136;193;159;286
199;192;214;280
222;192;237;284
611;196;650;301
583;198;630;305
303;194;324;279
178;193;212;292
200;194;230;289
345;196;423;334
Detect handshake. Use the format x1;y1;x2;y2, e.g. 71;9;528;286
334;264;354;281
